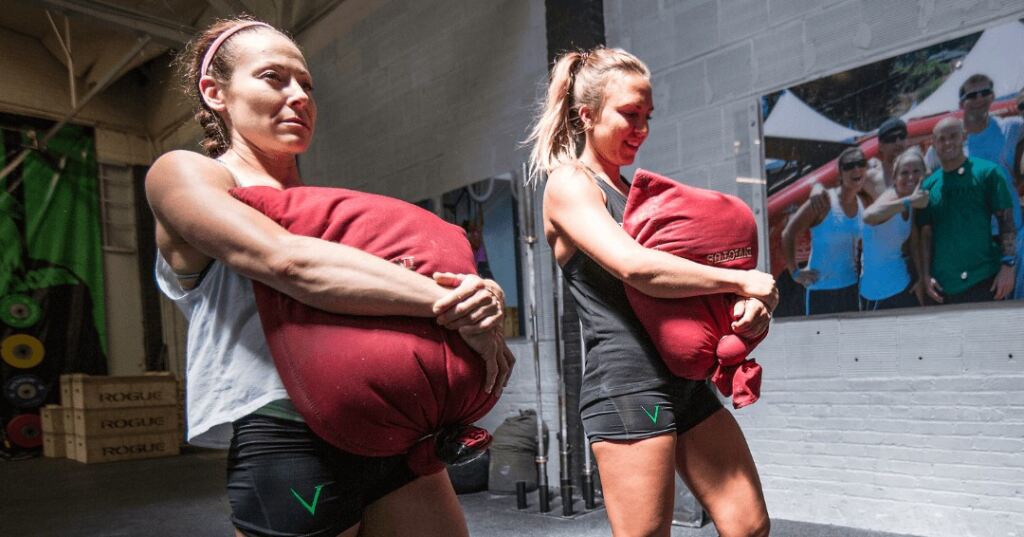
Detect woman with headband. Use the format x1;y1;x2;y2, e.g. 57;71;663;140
527;47;777;537
146;18;505;537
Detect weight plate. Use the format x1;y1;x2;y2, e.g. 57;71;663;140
0;294;42;328
6;414;42;449
1;334;44;369
4;375;48;408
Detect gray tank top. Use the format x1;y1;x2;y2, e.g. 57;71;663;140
560;174;670;409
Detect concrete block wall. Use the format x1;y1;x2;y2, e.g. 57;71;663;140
605;1;1024;536
298;0;548;204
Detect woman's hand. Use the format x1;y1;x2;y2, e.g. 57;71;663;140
432;273;505;334
910;279;926;306
907;188;929;209
792;268;819;288
736;270;779;311
457;328;515;395
731;297;771;339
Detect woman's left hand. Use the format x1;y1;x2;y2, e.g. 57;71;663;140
432;272;505;333
731;297;771;339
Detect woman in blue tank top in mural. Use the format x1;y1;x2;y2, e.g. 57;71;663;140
860;148;931;310
782;147;868;316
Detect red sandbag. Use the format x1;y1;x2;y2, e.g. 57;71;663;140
622;169;766;409
230;185;497;474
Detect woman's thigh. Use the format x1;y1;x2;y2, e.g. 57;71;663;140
592;434;677;537
357;469;468;537
675;409;769;537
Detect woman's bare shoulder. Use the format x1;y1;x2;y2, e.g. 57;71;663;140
147;150;232;191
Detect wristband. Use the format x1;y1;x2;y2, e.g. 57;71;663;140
902;198;911;211
1001;255;1016;267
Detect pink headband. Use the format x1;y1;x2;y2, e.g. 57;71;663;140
200;22;273;79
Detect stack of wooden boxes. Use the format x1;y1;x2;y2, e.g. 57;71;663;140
40;373;181;463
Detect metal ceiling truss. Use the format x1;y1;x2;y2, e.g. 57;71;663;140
0;35;153;187
25;0;195;45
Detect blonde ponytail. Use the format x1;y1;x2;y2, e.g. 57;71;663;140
525;52;587;186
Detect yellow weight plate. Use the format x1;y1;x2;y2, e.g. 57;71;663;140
1;334;44;369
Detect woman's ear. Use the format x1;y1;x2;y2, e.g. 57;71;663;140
198;75;227;113
578;104;593;131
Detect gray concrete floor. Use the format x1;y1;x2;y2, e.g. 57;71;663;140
0;449;921;537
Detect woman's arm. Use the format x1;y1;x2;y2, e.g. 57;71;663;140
146;150;466;317
863;187;929;226
918;224;943;303
862;188;902;226
543;166;776;304
908;224;925;305
781;196;826;275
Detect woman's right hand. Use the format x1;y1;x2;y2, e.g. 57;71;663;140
792;268;820;288
432;273;505;333
736;270;779;311
907;188;929;209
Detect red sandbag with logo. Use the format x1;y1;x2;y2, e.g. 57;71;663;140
230;185;498;474
622;169;766;408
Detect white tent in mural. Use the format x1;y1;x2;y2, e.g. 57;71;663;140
901;20;1024;121
764;90;863;142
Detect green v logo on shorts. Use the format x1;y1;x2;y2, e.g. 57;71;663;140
641;404;661;424
291;484;325;516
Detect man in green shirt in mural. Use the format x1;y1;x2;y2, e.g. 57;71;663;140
918;117;1017;304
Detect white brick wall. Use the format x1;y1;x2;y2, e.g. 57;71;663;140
606;2;1024;536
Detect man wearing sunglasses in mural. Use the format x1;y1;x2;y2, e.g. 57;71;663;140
918;118;1017;305
864;118;909;200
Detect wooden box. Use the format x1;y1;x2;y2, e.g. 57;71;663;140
71;373;178;410
59;374;75;406
42;432;67;458
70;432;180;464
40;405;70;434
72;406;178;437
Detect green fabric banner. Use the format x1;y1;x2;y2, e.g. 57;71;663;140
1;122;107;370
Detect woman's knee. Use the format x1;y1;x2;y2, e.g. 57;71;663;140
714;508;770;537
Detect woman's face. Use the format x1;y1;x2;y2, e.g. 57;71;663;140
838;151;867;193
583;73;653;168
895;158;925;196
217;30;317;156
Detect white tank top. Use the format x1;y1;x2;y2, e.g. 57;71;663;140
860;209;912;300
806;188;862;291
155;253;288;448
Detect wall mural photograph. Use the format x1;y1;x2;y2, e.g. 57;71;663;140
436;176;523;338
763;19;1024;318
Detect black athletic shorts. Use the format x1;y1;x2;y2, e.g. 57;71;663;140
580;377;723;444
226;414;417;537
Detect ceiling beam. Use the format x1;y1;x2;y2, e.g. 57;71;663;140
293;0;347;36
205;0;251;17
25;0;195;45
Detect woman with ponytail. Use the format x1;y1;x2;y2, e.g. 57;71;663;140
146;17;508;537
527;48;776;537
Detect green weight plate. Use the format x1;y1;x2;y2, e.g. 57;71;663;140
0;294;42;328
